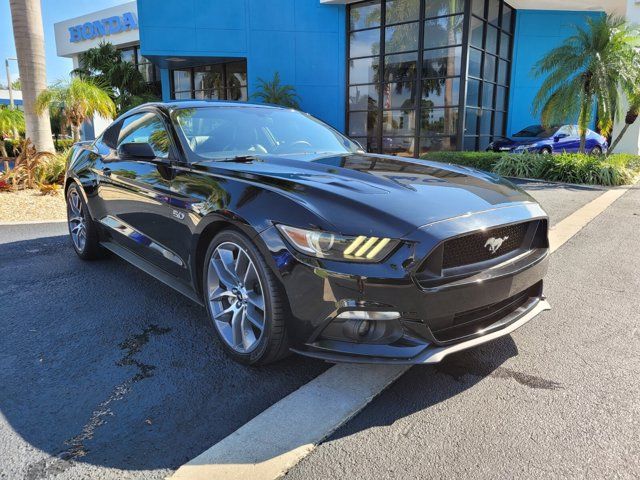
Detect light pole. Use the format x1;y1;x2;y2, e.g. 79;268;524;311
5;57;18;109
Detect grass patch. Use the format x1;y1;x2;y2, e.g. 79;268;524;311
421;151;640;186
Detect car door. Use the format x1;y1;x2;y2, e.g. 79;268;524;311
96;110;187;277
554;125;580;153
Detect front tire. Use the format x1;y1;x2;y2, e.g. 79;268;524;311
539;147;552;155
66;183;104;260
590;145;603;155
203;229;290;365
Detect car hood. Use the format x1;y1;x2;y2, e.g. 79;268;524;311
192;153;537;238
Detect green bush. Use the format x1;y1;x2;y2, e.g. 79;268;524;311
3;138;18;157
420;151;640;186
34;149;69;185
54;138;74;152
421;151;502;172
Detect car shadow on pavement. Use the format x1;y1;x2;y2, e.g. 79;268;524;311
327;336;561;446
0;235;328;478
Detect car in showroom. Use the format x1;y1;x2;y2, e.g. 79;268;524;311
64;101;550;365
487;124;608;154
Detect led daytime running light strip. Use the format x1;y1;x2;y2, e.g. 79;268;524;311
343;236;391;259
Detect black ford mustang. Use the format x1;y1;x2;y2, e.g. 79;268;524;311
64;101;550;365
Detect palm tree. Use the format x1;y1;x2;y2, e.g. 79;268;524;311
252;72;300;109
73;42;159;112
35;77;116;142
532;15;640;153
0;106;25;161
8;0;55;153
609;90;640;153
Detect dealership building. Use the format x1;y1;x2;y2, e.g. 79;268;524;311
54;0;640;155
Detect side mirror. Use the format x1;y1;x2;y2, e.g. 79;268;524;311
118;142;157;159
554;133;569;142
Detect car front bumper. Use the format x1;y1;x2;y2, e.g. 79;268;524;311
258;203;550;364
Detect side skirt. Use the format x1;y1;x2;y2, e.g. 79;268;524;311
100;241;204;307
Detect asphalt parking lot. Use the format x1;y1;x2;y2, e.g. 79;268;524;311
1;181;638;479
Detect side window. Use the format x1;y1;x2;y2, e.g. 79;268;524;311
117;112;171;158
556;125;571;137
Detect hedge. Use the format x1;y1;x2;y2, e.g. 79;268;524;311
421;151;640;186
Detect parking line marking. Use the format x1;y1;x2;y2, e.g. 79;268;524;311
169;364;408;480
548;187;631;253
169;183;634;480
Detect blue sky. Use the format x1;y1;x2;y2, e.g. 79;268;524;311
0;0;125;87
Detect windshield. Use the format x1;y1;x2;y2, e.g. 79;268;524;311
513;125;559;138
172;106;360;160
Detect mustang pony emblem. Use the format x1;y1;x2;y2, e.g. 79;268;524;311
484;236;509;254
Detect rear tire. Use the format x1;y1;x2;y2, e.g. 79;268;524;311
539;147;552;155
203;229;290;365
66;183;104;260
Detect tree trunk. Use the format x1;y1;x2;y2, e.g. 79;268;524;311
0;141;7;159
71;124;82;143
8;0;55;153
609;123;631;154
579;133;587;153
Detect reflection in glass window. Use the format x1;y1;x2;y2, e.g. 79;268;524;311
424;16;463;49
171;61;248;102
382;110;416;135
349;110;379;137
383;82;416;109
422;78;459;107
425;0;464;18
118;113;170;158
350;56;381;84
386;0;420;24
466;79;480;107
421;107;458;136
351;29;381;57
173;70;191;92
384;52;417;82
385;23;419;54
349;84;380;110
350;0;381;30
423;47;461;78
347;0;514;154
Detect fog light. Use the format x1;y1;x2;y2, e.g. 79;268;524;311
336;310;401;321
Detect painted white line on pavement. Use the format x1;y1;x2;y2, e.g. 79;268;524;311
170;363;408;480
548;187;631;253
0;219;66;226
169;183;634;480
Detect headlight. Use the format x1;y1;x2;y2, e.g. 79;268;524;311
276;225;399;262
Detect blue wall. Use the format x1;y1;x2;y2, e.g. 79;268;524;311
507;10;601;136
137;0;347;131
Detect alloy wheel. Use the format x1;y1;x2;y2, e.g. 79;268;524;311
206;242;266;354
67;189;87;252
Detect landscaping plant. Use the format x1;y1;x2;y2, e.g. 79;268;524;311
0;106;25;159
532;15;640;153
421;151;640;186
35;77;116;142
252;72;300;109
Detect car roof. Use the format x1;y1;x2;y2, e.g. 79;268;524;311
131;100;290;114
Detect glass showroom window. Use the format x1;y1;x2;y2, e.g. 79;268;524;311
347;0;514;155
464;0;514;151
171;61;248;101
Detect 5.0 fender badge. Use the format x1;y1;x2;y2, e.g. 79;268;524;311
172;210;185;220
485;236;509;254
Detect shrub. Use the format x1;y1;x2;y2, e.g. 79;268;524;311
54;138;74;152
35;149;68;185
419;151;640;186
421;151;502;172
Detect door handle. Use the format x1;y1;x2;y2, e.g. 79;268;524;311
102;167;112;177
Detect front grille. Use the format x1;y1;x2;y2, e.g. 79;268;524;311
431;284;539;343
442;222;531;269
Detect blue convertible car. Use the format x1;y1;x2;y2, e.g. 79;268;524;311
487;125;608;154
